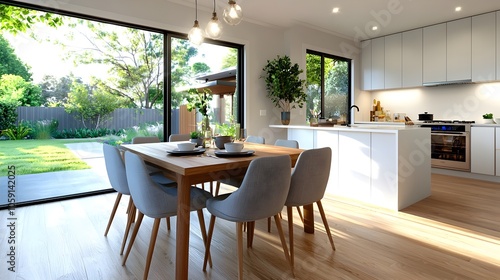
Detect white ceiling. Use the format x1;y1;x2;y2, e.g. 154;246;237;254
172;0;500;40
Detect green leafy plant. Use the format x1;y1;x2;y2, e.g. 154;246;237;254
262;55;307;112
483;113;493;119
186;88;213;130
1;124;31;140
215;122;236;138
190;131;201;139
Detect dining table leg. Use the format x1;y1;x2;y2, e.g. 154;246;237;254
176;174;191;280
303;203;315;234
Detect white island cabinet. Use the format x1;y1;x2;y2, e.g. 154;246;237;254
270;125;431;211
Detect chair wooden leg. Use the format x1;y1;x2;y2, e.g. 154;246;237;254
143;218;161;280
210;181;214;195
215;181;221;196
236;222;244;280
203;215;216;271
122;212;144;265
267;217;272;232
246;221;255;248
287;206;295;269
296;206;304;224
197;210;212;267
166;217;171;231
120;203;135;255
317;200;336;251
274;214;293;276
104;193;122;236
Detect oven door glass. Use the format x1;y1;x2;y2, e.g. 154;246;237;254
430;133;470;171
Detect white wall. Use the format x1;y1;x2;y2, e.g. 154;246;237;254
16;0;361;144
367;82;500;122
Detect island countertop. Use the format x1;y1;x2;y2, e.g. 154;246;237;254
270;124;431;211
270;124;429;133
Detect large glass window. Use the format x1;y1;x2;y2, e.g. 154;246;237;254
306;50;351;123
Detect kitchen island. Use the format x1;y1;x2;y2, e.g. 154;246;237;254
270;124;431;211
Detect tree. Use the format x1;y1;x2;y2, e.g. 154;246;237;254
0;4;63;34
64;80;126;129
0;74;42;106
170;38;199;108
221;48;237;69
62;20;164;109
39;74;82;106
192;62;210;75
0;35;31;81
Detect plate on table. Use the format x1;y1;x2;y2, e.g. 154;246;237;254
214;150;255;157
166;147;205;156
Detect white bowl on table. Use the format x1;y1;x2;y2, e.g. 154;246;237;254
177;142;196;151
224;142;244;153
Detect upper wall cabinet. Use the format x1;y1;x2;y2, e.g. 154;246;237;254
447;18;472;81
423;23;447;84
402;29;423;88
371;37;385;90
472;12;496;82
384;33;402;89
361;40;372;90
497;11;500;81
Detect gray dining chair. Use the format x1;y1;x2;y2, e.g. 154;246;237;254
102;144;136;255
214;135;266;196
274;139;299;148
285;147;335;268
168;133;190;142
132;136;174;186
122;151;213;280
245;135;265;144
202;155;293;279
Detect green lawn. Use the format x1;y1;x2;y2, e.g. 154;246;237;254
0;139;96;175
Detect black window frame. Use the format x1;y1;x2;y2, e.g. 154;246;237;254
306;49;352;121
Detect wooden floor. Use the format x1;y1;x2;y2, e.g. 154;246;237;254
1;174;499;279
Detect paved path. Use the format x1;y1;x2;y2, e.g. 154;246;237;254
0;142;112;207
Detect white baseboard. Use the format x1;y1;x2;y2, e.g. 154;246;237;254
432;168;500;183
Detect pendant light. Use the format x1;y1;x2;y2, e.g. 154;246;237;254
205;0;223;39
223;0;242;26
188;0;204;45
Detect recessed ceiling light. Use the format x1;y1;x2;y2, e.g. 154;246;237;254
332;7;340;13
455;6;462;12
372;26;378;31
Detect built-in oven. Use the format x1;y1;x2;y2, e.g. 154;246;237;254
420;121;471;172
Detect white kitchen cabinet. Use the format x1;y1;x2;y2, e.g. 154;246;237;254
361;39;372;90
371;37;385;90
287;128;314;149
423;23;447;84
471;126;495;176
384;33;402;89
496;128;500;177
315;130;339;192
447;18;471;82
402;29;423;88
497;11;500;81
472;13;496;82
338;131;371;202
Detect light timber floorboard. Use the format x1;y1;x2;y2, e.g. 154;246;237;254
0;173;499;279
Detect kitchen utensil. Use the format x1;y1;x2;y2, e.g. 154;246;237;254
418;112;433;121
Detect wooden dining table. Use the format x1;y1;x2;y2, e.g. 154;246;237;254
120;141;310;280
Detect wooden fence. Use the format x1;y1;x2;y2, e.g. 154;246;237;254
16;106;166;131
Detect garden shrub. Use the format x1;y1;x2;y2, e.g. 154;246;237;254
1;124;31;140
0;101;18;130
22;119;59;139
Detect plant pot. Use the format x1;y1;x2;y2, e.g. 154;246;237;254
482;118;494;124
281;111;291;125
309;117;318;127
214;136;232;149
190;138;204;146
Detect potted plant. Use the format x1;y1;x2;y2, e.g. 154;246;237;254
189;131;204;146
482;113;494;124
262;55;307;125
214;122;236;149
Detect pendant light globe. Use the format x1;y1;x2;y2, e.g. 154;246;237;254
188;20;204;46
223;0;242;26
